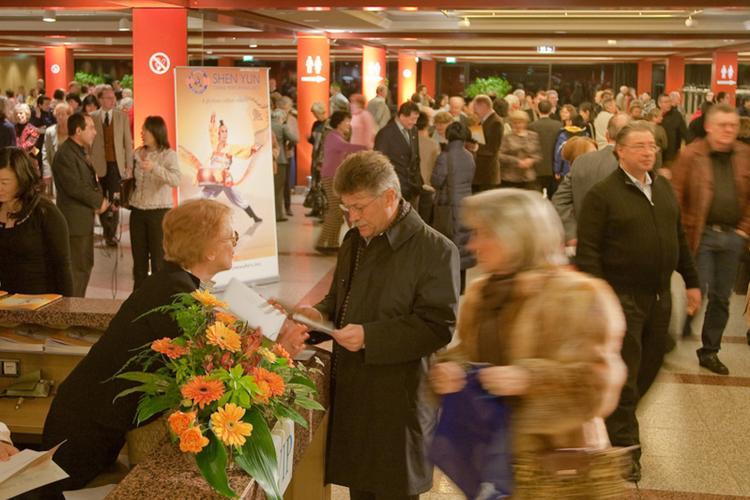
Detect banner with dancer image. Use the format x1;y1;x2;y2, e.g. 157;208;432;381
174;67;278;287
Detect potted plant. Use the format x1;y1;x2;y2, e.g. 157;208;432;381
465;76;512;99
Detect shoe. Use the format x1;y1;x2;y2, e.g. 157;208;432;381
244;206;262;223
276;217;288;222
286;208;293;216
626;460;641;483
105;237;118;247
697;351;729;375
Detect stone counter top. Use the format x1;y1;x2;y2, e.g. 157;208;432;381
107;348;332;500
0;298;122;331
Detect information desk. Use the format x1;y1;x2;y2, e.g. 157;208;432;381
0;298;122;442
108;349;332;500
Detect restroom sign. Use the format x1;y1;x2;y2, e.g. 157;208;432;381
717;64;736;85
149;52;171;75
301;55;326;83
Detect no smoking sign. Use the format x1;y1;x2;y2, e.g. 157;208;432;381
149;52;171;75
50;64;61;75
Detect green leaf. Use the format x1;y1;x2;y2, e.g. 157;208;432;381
288;375;316;391
116;371;170;385
295;397;325;411
133;385;182;425
286;383;314;396
274;404;308;429
235;408;282;500
196;431;237;498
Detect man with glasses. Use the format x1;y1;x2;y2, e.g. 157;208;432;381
672;103;750;373
296;150;459;500
576;122;701;482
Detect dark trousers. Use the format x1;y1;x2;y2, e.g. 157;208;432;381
605;289;672;461
99;161;121;240
130;207;169;290
69;234;94;297
349;489;418;500
693;227;745;354
499;179;536;190
471;184;499;194
274;162;288;220
284;153;293;212
536;175;554;196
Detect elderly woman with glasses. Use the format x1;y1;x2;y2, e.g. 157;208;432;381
430;189;628;498
41;199;310;496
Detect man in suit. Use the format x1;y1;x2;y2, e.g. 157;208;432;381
91;85;133;247
528;99;561;194
52;113;108;297
552;113;631;246
448;96;470;128
471;94;503;192
367;84;391;131
374;101;422;206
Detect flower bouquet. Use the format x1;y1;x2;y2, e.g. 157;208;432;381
115;290;324;499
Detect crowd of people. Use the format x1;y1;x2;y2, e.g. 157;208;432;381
2;73;750;499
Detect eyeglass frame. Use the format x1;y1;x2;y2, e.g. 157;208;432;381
223;230;239;247
621;143;661;153
339;195;381;215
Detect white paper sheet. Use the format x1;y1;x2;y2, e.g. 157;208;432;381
0;451;68;498
221;278;287;341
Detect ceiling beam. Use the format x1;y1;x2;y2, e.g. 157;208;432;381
187;0;750;8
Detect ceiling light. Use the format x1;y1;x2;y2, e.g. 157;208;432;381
206;49;213;54
13;48;19;51
685;16;695;27
458;17;471;28
42;10;56;22
607;39;617;45
249;44;258;48
744;20;750;30
364;6;386;11
415;56;419;62
400;6;418;11
118;18;131;31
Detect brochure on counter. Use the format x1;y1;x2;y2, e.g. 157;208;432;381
0;442;68;498
0;293;62;311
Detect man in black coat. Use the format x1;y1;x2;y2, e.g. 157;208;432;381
52;113;108;297
471;94;504;192
297;151;459;500
658;93;688;166
576;122;701;482
528;99;562;194
374;101;422;206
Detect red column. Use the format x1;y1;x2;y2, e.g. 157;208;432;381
420;59;437;98
297;35;330;184
637;60;653;96
712;51;738;106
397;53;417;106
665;56;685;96
44;46;74;97
218;57;234;67
362;45;386;103
132;8;187;148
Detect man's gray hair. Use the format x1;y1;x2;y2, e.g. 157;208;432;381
607;113;631;142
615;121;655;147
333;151;401;198
462;189;567;271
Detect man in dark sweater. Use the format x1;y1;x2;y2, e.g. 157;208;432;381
577;122;701;482
671;104;750;374
658;94;688;166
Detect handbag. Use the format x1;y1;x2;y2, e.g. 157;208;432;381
431;153;455;239
119;177;135;209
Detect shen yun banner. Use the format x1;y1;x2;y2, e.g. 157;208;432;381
174;67;278;287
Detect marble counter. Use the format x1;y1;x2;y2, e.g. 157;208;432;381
107;348;332;500
0;298;122;331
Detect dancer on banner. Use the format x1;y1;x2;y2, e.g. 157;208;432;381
179;112;263;222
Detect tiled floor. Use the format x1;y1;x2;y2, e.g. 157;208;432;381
87;198;750;499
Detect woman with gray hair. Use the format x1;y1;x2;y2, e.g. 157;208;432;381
14;103;40;166
430;188;629;498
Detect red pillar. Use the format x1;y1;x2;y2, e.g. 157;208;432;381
397;53;417;106
132;8;187;148
297;35;330;184
218;57;234;67
665;56;685;96
637;60;653;96
362;45;386;103
420;59;437;98
44;46;74;97
712;51;738;106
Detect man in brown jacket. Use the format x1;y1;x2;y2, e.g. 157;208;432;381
471;94;503;192
671;103;750;375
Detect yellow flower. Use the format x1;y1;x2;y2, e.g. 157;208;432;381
206;321;241;353
210;403;253;447
215;311;238;326
192;290;228;310
168;410;196;436
179;426;209;453
257;347;277;363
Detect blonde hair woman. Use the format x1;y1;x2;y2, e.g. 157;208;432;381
430;189;629;498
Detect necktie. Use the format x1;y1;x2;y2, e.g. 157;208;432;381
402;128;410;145
104;112;110;127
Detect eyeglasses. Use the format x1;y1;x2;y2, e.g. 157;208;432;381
339;196;379;215
623;143;660;153
223;230;239;247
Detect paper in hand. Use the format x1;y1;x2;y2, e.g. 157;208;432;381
221;278;287;341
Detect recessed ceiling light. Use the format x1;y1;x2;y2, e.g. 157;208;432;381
13;48;19;51
607;39;617;45
206;50;213;54
249;44;258;48
118;18;131;31
400;6;418;11
458;17;471;28
42;10;56;22
364;6;386;11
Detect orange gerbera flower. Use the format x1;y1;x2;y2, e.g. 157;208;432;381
180;376;225;409
206;321;241;353
251;367;285;403
151;337;188;359
215;311;238;326
272;343;292;362
191;290;228;310
168;410;196;436
179;426;209;453
210;403;253;447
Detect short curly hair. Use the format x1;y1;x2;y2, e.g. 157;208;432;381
333;151;401;197
162;199;231;268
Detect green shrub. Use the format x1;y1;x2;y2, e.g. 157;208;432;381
73;71;106;87
465;76;512;99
